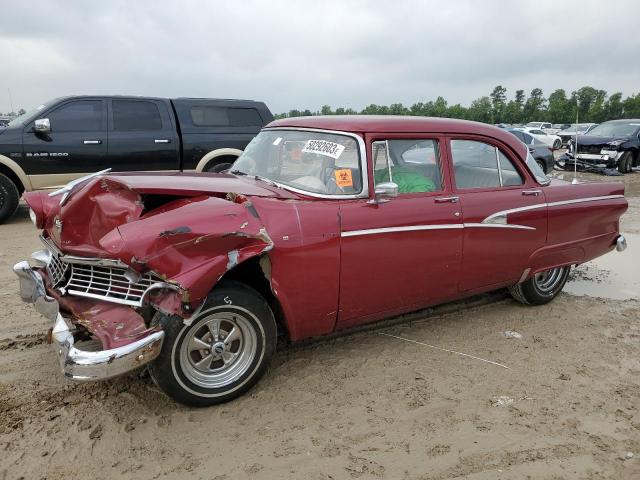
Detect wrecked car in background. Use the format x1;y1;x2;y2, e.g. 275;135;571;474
557;119;640;174
14;116;628;406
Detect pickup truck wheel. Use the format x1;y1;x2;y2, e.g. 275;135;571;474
0;173;20;224
552;139;561;150
149;281;277;406
508;266;570;306
536;160;547;174
618;152;633;174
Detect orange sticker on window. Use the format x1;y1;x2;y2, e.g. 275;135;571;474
334;169;353;187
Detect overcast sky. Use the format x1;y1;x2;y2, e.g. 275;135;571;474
0;0;638;114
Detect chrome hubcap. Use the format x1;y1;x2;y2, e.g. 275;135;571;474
534;267;564;294
180;311;257;388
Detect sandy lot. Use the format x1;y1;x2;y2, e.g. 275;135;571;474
1;167;639;480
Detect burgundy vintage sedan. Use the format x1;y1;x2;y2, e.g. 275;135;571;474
14;116;628;405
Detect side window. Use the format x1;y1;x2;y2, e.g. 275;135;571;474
113;100;162;131
47;100;103;132
511;130;525;142
451;140;523;189
227;108;263;126
372;139;442;194
190;106;228;126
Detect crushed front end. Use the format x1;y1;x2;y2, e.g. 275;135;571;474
14;172;276;382
14;237;172;380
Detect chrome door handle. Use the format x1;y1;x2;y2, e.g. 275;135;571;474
154;139;170;144
434;196;459;203
522;190;542;196
83;140;102;145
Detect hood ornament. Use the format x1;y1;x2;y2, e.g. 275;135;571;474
49;168;111;206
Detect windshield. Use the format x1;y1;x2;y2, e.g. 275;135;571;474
525;151;550;185
231;130;363;196
587;122;640;138
7;99;57;128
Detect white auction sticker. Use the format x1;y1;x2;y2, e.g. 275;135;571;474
302;139;345;159
272;137;282;146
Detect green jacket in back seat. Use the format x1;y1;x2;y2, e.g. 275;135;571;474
374;166;436;193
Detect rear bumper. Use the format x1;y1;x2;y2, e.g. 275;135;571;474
13;260;164;381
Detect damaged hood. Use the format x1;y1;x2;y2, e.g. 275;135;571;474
101;171;291;198
25;172;285;307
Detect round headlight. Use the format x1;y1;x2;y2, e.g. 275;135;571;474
29;208;37;225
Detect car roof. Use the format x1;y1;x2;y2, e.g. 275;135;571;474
601;119;640;124
268;115;527;157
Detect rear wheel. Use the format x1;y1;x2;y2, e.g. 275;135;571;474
552;139;561;150
206;162;233;173
0;173;19;224
508;266;570;306
150;281;277;406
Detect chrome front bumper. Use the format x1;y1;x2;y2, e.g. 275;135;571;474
13;260;164;381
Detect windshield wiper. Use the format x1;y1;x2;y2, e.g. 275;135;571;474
253;175;281;188
229;169;247;176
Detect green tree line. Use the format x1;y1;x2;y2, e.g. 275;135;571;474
275;86;640;125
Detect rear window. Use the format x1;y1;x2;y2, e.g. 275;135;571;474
113;100;162;131
190;106;262;127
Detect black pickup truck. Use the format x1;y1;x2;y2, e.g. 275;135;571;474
0;96;273;222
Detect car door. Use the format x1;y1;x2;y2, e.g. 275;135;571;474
22;98;107;189
107;98;179;172
337;135;463;330
447;137;547;292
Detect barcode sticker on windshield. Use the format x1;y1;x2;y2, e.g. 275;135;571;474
302;140;345;159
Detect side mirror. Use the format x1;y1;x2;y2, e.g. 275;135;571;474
34;118;50;134
368;181;398;204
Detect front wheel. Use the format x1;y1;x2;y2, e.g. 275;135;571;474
553;139;562;150
508;266;570;306
618;152;633;174
149;281;277;406
0;173;20;224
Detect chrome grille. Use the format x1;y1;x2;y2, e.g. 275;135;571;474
65;264;164;307
47;251;69;287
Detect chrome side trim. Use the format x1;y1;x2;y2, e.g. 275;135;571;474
261;127;369;200
481;195;625;225
482;203;547;224
342;224;464;237
547;195;625;208
464;223;536;231
341;222;535;237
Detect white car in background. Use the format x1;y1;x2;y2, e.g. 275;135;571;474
514;127;563;150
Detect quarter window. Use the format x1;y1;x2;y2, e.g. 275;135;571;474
451;140;523;189
47;100;103;132
372;139;442;194
113;100;162;131
190;106;262;127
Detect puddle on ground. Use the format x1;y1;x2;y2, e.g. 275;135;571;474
564;233;640;300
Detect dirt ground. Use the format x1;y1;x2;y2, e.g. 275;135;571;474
0;167;639;480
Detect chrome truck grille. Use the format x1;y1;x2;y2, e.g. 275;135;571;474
40;236;169;307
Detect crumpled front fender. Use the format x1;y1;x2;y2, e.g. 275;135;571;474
99;195;273;314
